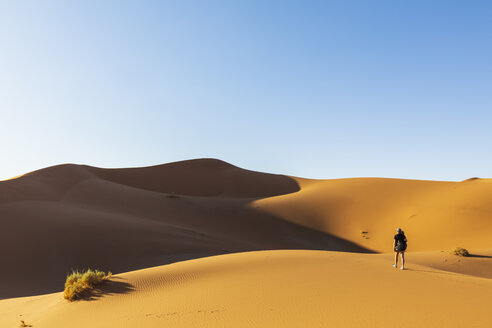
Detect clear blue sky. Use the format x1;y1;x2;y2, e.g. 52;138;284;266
1;1;491;181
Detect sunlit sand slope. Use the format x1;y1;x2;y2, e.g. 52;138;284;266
1;250;491;328
256;177;492;252
407;249;492;279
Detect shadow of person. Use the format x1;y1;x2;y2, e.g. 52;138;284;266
468;254;492;259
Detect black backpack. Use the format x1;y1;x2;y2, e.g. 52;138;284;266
395;234;407;251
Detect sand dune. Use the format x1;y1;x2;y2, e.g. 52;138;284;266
1;158;491;327
0;159;365;298
1;250;491;328
407;249;492;279
256;176;492;252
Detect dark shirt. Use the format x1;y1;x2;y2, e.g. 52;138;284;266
394;233;407;245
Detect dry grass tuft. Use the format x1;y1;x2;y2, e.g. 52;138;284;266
19;320;32;327
452;247;469;257
168;191;179;198
64;269;112;301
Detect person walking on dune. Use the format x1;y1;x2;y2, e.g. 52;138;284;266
392;228;407;270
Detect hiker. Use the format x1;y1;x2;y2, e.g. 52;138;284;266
392;227;407;270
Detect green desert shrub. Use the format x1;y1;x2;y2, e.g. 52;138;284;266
452;247;469;257
64;269;112;301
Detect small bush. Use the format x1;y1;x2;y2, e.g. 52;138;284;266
452;247;469;257
168;192;178;198
64;269;112;301
19;320;32;327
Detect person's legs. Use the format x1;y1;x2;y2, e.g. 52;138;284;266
393;251;399;267
400;252;405;269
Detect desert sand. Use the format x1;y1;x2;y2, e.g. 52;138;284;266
1;159;491;327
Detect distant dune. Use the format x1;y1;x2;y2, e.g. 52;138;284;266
256;175;492;252
1;159;491;327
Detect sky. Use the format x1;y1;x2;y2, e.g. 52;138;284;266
1;0;491;181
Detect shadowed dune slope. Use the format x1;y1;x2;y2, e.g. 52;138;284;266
0;159;300;201
0;159;365;298
1;159;492;299
1;250;491;328
87;158;301;197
